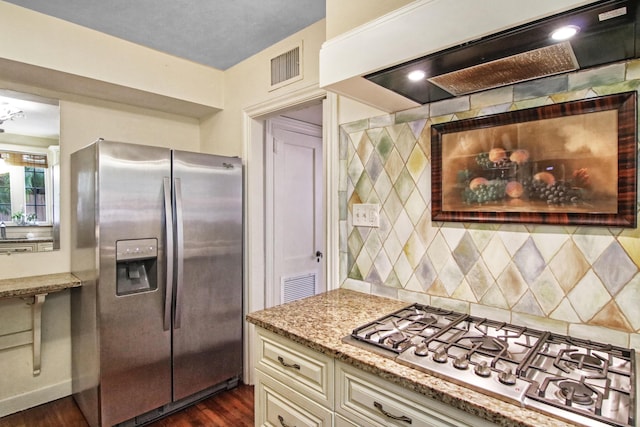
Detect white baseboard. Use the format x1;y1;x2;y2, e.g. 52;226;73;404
0;379;72;417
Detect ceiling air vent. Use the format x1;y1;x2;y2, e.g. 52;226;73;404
270;42;303;90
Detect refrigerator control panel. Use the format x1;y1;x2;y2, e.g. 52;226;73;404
116;238;158;261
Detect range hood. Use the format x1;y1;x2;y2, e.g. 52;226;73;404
319;0;640;112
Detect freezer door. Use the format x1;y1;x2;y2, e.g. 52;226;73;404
172;151;243;401
96;141;173;426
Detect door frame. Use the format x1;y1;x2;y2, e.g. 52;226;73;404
242;85;339;384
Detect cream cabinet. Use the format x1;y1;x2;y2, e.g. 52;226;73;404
255;370;333;427
255;328;334;426
336;362;495;427
254;328;495;427
0;242;36;254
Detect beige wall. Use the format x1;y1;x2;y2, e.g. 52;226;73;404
200;19;326;156
325;0;413;39
0;2;223;111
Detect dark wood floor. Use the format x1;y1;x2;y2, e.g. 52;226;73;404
0;384;254;427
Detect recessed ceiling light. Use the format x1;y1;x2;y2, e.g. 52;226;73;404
550;25;580;41
407;70;426;81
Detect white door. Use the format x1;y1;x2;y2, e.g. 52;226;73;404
266;116;323;307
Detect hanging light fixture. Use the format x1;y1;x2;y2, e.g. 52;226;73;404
0;103;25;133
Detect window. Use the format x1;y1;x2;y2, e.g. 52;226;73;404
0;150;51;225
0;172;10;221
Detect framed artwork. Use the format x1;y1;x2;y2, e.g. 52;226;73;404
431;91;637;227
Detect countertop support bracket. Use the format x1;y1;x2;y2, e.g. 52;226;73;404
0;293;47;376
31;293;46;375
0;273;80;376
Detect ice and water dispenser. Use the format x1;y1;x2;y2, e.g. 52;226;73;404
116;238;158;295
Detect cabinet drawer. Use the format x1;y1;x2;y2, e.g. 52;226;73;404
257;329;333;407
336;362;495;427
0;243;35;254
255;370;333;427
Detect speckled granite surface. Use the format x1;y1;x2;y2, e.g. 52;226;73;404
247;289;577;427
0;238;52;243
0;272;81;299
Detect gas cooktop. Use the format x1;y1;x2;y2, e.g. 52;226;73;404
347;303;638;427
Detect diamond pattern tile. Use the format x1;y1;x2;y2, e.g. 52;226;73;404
440;224;466;252
404;188;427;226
394;252;413;286
480;284;509;309
529;227;569;262
550;298;581;323
482;235;511;279
363;231;383;261
513;238;545;285
441;258;464;295
384;148;404;183
568;271;611;322
497;225;530;256
342;60;640;335
616;274;640;330
374;129;394;162
592;242;638;295
373;170;394;204
356;132;374;165
451;279;477;303
452;232;480;275
548;240;590;293
591;301;633;332
395;124;416;162
530;268;564;315
512;291;544;317
394;168;415;204
427;232;451;273
415;253;437;289
364;151;384;184
354;173;373;202
406;145;427;182
393;210;414;248
466;260;493;301
404;231;426;270
573;228;614;263
383;230;403;266
383;190;403;224
497;263;528;308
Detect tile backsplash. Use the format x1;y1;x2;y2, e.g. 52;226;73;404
339;60;640;348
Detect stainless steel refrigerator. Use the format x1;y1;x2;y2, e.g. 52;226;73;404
70;140;243;427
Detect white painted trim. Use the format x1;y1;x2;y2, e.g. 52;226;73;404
0;379;71;417
323;93;340;291
242;84;332;385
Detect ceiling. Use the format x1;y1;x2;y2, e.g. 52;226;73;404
1;1;326;139
5;0;326;70
0;90;59;139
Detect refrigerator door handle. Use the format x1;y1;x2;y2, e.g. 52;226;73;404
173;177;185;329
163;177;174;331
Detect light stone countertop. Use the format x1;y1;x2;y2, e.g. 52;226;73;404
247;289;577;427
0;272;81;299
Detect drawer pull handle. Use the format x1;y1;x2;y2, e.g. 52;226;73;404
278;415;295;427
277;356;300;370
374;401;412;424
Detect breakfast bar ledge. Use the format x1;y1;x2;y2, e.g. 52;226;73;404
0;272;81;375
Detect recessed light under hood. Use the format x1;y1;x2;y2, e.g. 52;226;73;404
365;0;640;105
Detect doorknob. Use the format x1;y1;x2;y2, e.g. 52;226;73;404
315;251;323;262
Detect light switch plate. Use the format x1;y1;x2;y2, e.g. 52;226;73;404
353;203;380;227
